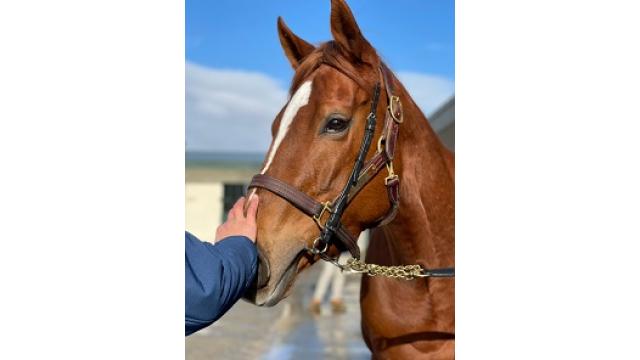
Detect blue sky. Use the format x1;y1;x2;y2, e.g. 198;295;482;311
186;0;454;153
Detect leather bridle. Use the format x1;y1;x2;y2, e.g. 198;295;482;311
248;63;454;279
249;64;399;259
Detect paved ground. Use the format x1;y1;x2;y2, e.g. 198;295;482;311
186;265;371;360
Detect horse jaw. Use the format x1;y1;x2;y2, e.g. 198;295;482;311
243;238;307;306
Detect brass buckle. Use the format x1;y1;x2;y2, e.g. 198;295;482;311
384;161;398;185
385;174;399;185
313;201;332;229
388;95;403;123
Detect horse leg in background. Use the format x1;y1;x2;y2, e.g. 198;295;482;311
357;230;370;258
310;261;335;314
330;253;347;313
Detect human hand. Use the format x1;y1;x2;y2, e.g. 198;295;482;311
215;195;259;243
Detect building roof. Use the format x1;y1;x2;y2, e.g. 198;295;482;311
186;151;264;167
428;96;455;133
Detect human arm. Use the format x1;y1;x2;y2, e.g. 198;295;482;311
185;196;259;335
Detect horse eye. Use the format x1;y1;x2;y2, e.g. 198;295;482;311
323;117;349;134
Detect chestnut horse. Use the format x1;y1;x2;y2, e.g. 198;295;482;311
243;0;454;358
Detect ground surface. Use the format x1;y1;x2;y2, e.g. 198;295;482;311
185;264;371;360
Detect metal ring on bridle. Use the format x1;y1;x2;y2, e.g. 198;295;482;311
308;237;329;254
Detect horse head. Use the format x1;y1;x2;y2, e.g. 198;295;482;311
244;0;407;306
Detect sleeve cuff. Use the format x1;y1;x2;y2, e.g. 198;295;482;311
214;236;256;257
214;236;258;289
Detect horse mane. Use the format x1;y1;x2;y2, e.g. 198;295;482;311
290;41;381;95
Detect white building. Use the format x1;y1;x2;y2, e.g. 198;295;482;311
185;152;263;242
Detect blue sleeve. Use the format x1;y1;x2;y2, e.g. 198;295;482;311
185;231;257;336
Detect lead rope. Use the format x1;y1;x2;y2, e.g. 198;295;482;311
323;257;454;280
345;258;454;279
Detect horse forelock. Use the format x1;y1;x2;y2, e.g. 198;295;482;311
290;41;380;96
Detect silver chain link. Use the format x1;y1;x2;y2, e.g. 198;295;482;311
333;257;428;280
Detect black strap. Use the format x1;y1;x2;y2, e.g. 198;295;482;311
316;82;381;258
423;267;455;278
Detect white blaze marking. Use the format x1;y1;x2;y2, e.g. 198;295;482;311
261;80;312;174
248;80;312;203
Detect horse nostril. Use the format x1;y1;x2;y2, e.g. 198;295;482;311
256;251;270;289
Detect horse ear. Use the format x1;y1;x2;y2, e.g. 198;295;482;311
330;0;377;64
277;17;315;69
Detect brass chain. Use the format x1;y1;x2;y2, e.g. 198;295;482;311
342;258;426;280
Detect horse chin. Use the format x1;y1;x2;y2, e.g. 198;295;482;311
248;251;302;307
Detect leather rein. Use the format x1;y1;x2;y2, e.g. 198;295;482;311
248;64;454;280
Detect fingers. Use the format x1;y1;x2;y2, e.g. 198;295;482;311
216;195;258;244
229;196;246;219
246;194;259;222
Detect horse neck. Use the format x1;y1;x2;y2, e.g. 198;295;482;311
381;86;455;269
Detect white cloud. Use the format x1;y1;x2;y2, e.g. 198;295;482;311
185;63;454;153
186;62;287;153
396;71;454;116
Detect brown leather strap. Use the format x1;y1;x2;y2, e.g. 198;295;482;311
381;63;395;100
377;176;400;227
379;65;402;160
335;225;360;258
380;65;402;224
383;108;400;160
346;151;388;202
249;174;323;217
346;152;400;227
